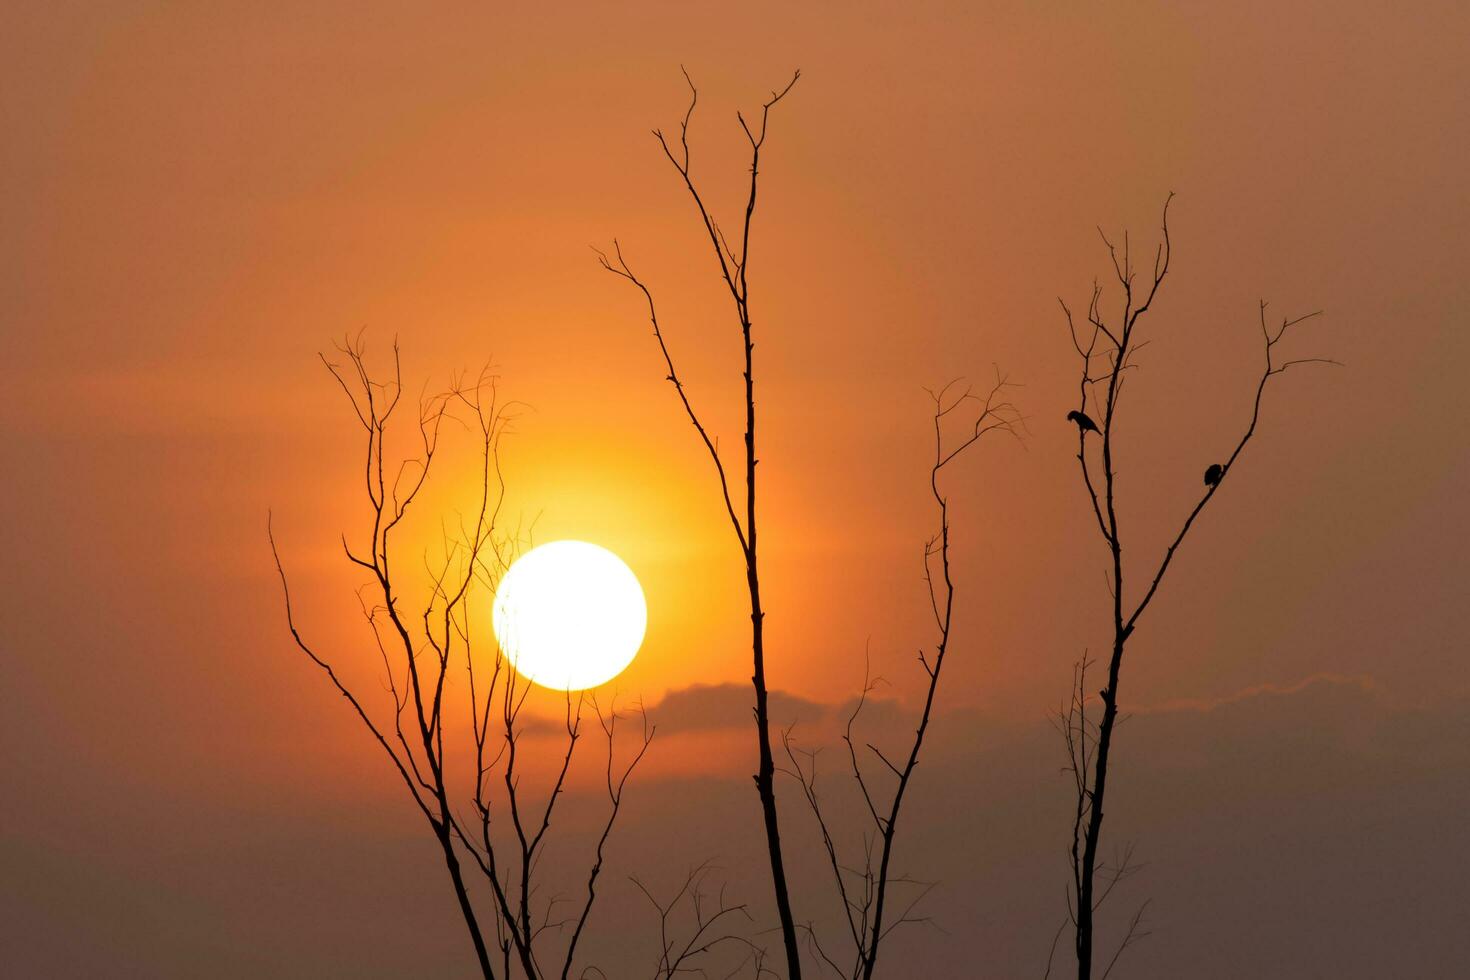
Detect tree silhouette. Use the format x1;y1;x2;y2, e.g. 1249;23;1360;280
626;862;773;979
602;71;1024;978
270;336;652;979
1049;196;1336;978
598;68;805;979
783;376;1020;979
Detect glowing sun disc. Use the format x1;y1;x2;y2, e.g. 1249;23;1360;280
492;540;647;691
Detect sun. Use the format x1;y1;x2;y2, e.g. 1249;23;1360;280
491;540;647;691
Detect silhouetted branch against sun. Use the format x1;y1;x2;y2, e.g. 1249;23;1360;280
1054;195;1336;979
601;69;807;979
594;242;748;555
272;339;655;980
560;698;655;980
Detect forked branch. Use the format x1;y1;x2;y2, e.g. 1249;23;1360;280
1057;197;1334;978
274;339;652;980
602;69;803;978
785;372;1021;978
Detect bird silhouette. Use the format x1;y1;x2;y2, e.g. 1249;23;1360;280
1067;410;1100;435
1204;463;1223;487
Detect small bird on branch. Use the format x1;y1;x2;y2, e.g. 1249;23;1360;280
1204;463;1224;487
1067;410;1099;435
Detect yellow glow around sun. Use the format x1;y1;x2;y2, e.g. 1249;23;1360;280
491;540;647;691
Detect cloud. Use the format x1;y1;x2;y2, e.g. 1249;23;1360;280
10;670;1468;977
1143;671;1385;716
642;682;830;734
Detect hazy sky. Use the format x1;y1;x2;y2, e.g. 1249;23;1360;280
3;2;1467;976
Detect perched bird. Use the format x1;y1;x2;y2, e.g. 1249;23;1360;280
1204;463;1224;488
1066;409;1100;435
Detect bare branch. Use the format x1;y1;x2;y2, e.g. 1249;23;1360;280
604;70;804;979
1056;195;1331;977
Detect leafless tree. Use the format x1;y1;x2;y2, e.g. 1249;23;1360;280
1053;196;1335;978
602;70;1023;977
269;336;652;979
783;376;1020;979
627;862;775;979
598;68;805;978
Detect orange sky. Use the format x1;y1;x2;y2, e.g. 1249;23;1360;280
3;2;1468;976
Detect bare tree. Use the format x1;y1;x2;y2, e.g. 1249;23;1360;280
598;68;804;978
627;862;774;979
1054;196;1335;978
783;376;1020;978
270;336;652;979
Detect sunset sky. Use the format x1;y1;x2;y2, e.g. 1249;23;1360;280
3;2;1468;976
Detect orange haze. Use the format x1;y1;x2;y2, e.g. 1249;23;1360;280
3;1;1468;976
